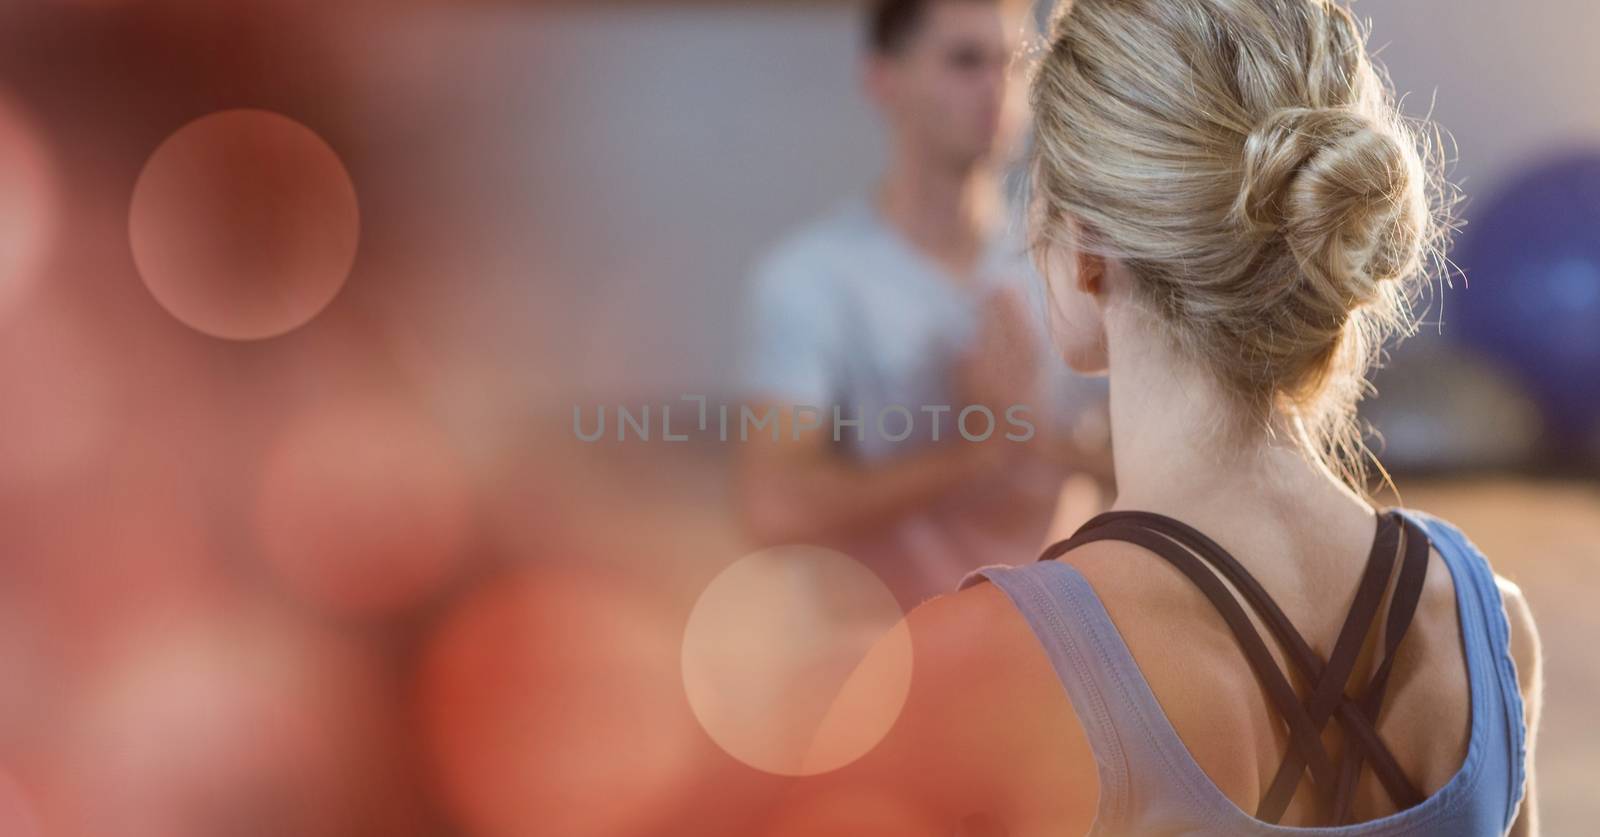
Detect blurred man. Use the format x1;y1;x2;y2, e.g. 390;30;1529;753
734;0;1107;610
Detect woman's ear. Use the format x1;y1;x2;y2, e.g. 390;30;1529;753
1075;250;1106;296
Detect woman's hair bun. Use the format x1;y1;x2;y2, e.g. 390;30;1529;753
1025;0;1453;491
1235;106;1429;313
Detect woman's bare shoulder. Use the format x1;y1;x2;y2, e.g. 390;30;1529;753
818;573;1101;828
1494;574;1542;707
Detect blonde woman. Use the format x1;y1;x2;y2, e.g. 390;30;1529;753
772;1;1542;834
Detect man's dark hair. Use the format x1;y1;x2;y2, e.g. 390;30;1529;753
867;0;1005;56
866;0;936;55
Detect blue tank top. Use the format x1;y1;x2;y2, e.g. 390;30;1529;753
957;509;1528;835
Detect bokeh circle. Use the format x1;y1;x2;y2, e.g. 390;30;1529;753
129;109;359;341
681;545;912;777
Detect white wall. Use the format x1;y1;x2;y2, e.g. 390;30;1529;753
373;1;1600;397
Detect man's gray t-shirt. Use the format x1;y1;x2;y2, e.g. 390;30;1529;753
736;193;1097;608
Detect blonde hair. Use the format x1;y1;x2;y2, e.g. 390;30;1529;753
1027;0;1452;490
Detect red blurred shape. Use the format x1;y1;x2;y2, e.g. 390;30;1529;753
0;90;59;321
758;786;943;837
37;601;405;837
253;397;474;617
417;566;697;837
0;769;41;837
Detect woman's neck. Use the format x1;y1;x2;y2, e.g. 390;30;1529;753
1102;306;1369;521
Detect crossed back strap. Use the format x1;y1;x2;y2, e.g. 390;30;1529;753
1041;510;1432;826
